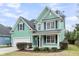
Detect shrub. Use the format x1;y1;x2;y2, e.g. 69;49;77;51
39;48;44;51
68;40;75;44
51;48;58;52
60;40;68;50
43;47;50;51
16;43;27;50
33;47;40;51
75;39;79;47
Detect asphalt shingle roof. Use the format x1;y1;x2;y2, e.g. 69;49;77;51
0;24;11;36
20;16;35;30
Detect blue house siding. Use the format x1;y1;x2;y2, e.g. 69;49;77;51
0;36;11;45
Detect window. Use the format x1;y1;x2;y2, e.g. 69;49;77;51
51;22;54;28
44;35;56;44
38;24;41;30
47;36;50;43
44;22;46;30
46;22;54;30
47;22;50;29
51;36;54;43
18;23;24;31
19;24;23;30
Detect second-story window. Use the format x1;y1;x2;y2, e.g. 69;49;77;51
18;23;24;31
38;24;41;30
51;22;54;29
47;22;50;29
47;22;54;30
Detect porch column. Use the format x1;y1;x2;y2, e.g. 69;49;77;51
57;34;60;49
39;35;41;48
42;35;43;48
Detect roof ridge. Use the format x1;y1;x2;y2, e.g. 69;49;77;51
19;16;35;30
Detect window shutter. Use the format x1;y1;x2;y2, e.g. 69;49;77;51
18;24;19;31
56;20;57;29
44;35;46;43
44;22;46;30
23;23;24;30
56;35;57;43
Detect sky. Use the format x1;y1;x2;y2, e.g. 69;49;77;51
0;3;79;31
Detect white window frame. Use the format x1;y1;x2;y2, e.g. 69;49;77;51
47;22;51;29
51;22;54;29
46;21;55;30
19;23;24;31
45;35;56;44
38;24;41;30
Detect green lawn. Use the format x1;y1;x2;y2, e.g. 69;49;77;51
1;44;79;56
65;44;79;51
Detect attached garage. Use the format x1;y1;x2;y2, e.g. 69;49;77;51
12;38;32;47
11;17;34;48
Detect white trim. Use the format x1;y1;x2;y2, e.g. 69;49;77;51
20;18;33;31
45;35;56;44
46;21;55;30
18;23;24;31
37;24;41;30
47;7;63;20
57;34;60;49
11;17;33;32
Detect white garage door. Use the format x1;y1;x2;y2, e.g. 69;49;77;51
12;38;31;47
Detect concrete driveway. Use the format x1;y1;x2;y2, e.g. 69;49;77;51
0;47;17;55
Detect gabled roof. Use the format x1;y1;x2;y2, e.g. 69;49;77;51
0;24;11;36
11;16;35;31
20;17;35;30
35;6;62;23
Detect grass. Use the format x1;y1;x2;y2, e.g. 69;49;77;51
0;46;11;48
65;44;79;51
1;44;79;56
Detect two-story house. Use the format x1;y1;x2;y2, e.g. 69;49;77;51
11;7;65;49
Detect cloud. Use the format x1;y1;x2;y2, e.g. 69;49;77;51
65;16;79;31
3;12;17;18
0;3;4;6
0;18;15;27
0;3;23;19
16;9;23;13
40;3;61;10
18;11;29;19
66;16;78;22
41;3;58;7
66;24;75;31
5;3;21;9
0;8;9;13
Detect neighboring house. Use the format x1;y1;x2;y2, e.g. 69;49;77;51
0;24;11;46
11;7;65;49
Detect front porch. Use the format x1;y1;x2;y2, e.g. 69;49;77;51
32;31;60;49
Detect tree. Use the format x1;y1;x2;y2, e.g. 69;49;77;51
65;24;79;44
65;31;76;44
74;24;79;40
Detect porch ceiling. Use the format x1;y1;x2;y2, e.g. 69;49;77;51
32;29;61;35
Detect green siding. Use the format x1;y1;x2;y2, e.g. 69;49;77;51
11;20;32;40
11;7;65;49
34;7;65;48
43;11;58;19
